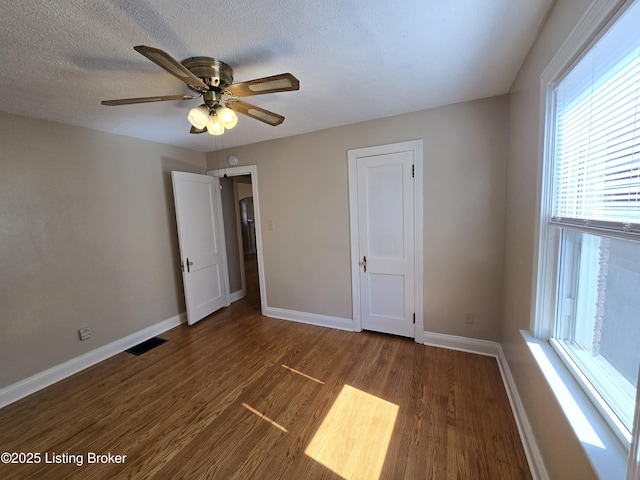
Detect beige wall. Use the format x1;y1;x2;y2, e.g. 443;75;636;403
0;111;206;388
208;95;508;340
502;0;598;478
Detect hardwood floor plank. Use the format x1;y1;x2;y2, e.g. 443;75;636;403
0;272;532;479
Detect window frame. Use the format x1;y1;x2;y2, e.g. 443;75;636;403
534;0;640;461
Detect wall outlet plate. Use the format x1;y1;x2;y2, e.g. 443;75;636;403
78;327;92;340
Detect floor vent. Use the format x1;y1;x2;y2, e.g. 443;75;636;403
126;337;167;356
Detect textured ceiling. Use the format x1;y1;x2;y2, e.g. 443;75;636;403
0;0;553;152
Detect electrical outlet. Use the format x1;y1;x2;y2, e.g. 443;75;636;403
465;313;475;325
78;327;92;340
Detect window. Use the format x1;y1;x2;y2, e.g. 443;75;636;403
541;0;640;448
555;231;639;436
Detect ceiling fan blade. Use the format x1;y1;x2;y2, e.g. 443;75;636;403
134;45;209;91
101;94;196;106
190;126;207;134
227;100;285;126
226;73;299;97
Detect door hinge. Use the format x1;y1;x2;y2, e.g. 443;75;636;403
413;313;415;324
412;164;415;178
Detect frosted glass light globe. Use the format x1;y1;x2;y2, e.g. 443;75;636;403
217;107;238;129
187;105;210;129
207;115;225;136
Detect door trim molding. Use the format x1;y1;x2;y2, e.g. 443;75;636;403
347;140;424;341
207;165;267;316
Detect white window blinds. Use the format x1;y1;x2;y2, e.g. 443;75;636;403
552;0;640;235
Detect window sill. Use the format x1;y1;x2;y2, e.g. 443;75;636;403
521;330;628;479
551;338;635;441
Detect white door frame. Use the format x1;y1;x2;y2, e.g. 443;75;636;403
207;165;267;316
348;140;424;342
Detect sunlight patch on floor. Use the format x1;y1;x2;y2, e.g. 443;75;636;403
305;384;398;480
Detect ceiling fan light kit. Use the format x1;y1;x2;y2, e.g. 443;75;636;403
188;104;238;135
102;45;299;136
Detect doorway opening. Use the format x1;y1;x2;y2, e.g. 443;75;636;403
208;165;266;316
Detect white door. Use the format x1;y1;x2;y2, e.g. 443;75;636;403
349;141;422;339
172;171;230;325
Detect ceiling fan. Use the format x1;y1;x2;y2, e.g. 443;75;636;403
102;45;300;135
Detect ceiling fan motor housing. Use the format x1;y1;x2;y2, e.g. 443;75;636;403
182;57;234;91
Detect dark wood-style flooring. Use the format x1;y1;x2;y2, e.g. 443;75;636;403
0;256;531;479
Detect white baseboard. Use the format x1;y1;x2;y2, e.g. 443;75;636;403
0;313;186;409
423;331;500;357
423;330;548;480
229;289;246;303
495;344;550;480
264;306;354;332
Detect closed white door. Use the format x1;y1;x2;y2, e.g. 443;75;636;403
172;171;230;325
355;150;415;337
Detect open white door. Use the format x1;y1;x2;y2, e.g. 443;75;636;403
172;171;230;325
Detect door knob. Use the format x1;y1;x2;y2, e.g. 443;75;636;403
187;258;194;272
358;255;367;272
